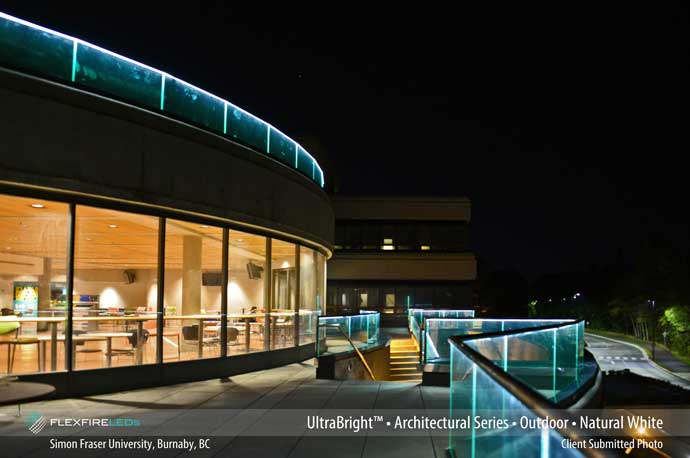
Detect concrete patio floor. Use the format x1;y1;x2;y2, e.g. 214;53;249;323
0;359;450;458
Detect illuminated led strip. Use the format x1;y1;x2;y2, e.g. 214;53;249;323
160;76;166;111
425;330;441;360
222;102;227;134
0;11;324;187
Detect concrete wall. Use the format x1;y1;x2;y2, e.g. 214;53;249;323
0;69;333;253
328;253;477;281
316;342;390;381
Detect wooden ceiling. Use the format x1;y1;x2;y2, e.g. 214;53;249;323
0;195;304;272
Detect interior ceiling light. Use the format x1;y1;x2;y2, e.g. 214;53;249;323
30;203;45;208
108;224;118;228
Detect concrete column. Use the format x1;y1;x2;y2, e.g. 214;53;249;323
182;235;202;315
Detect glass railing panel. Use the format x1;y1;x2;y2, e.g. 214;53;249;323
449;342;585;457
226;105;268;152
412;309;476;329
317;312;380;356
314;165;324;187
0;14;73;80
465;322;587;404
410;315;422;346
425;319;503;364
298;310;318;345
75;43;162;110
163;77;224;133
363;311;380;344
424;319;572;365
269;128;296;167
0;12;324;186
296;145;313;178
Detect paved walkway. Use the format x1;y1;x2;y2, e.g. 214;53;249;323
587;331;690;382
0;360;449;458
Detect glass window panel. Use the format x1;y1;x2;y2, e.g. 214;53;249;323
164;77;224;133
226;229;266;355
344;222;362;250
75;44;162;110
395;222;416;251
0;16;73;81
395;288;414;315
298;247;323;344
163;219;223;361
271;239;296;349
361;223;380;250
73;205;158;370
0;195;68;375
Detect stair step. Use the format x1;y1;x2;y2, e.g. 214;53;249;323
390;361;420;366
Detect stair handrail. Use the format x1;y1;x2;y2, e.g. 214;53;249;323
318;323;376;381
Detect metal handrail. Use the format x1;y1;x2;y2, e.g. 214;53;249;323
422;317;575;365
318;323;376;381
448;320;614;458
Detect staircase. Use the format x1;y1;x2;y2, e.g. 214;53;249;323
388;335;422;383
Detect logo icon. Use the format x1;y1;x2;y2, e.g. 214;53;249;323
26;412;47;434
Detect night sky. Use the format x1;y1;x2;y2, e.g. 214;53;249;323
4;3;688;279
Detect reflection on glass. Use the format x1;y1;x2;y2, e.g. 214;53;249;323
317;311;381;357
298;247;319;344
271;239;296;349
164;220;222;361
465;321;590;404
423;318;571;365
449;337;586;457
73;206;158;370
226;230;267;354
0;13;325;188
0;194;68;374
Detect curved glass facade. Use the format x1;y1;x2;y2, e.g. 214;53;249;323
0;191;326;375
0;12;324;187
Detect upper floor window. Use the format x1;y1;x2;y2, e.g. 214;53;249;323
333;220;469;253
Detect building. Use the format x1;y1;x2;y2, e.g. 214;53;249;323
0;12;332;396
327;196;477;322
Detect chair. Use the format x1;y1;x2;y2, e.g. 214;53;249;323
182;325;218;347
107;329;149;363
227;327;239;346
143;319;180;360
0;321;42;373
